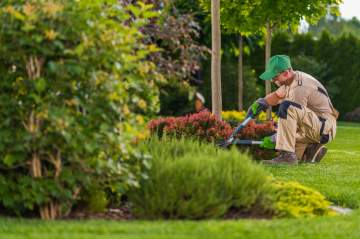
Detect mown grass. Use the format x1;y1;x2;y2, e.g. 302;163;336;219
1;122;360;239
265;121;360;208
1;211;360;239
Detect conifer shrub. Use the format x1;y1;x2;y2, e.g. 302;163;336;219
128;138;271;219
269;180;335;218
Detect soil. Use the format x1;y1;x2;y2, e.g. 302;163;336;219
1;203;274;220
61;205;134;220
223;207;273;220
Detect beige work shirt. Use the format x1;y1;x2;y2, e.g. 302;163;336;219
274;71;338;120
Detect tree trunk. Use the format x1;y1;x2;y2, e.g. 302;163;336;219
265;22;272;120
211;0;222;119
238;34;244;111
25;56;60;220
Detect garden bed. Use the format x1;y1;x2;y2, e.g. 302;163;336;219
61;205;133;221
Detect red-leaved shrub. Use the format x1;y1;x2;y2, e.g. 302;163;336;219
148;111;276;142
148;110;233;142
237;120;277;140
148;111;278;160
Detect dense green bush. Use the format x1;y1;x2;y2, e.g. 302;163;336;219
128;138;271;219
0;0;160;218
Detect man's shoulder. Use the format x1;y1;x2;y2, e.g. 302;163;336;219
295;71;318;82
294;71;322;88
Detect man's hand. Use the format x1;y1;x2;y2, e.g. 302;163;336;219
247;98;269;118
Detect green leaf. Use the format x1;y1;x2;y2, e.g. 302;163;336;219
22;23;36;32
29;93;41;104
48;61;57;73
127;5;141;17
3;154;23;167
35;78;46;93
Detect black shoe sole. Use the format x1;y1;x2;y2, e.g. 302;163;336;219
310;146;327;163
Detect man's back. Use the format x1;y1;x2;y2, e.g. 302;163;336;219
276;71;337;120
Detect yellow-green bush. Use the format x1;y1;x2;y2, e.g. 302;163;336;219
222;110;278;124
270;180;335;218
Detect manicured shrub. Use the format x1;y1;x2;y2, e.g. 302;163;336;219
148;111;277;143
269;180;334;218
128;138;271;219
237;120;276;140
0;1;159;219
148;111;277;161
148;110;233;142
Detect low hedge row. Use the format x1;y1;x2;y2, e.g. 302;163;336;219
148;110;277;142
128;138;334;219
128;137;271;219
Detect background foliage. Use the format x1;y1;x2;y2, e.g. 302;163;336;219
125;0;210;116
0;0;160;218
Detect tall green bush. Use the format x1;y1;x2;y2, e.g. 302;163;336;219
0;0;160;219
128;138;271;219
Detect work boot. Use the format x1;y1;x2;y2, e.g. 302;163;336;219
263;151;298;165
301;144;327;163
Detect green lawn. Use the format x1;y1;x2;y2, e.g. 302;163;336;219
266;121;360;208
1;122;360;239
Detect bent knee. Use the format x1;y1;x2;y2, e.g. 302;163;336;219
278;100;302;119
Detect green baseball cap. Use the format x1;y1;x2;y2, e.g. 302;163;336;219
259;55;292;80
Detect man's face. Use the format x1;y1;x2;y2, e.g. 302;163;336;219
271;70;289;86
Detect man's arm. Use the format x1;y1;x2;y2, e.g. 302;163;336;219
264;88;286;106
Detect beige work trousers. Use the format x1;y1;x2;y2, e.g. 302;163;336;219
276;104;337;160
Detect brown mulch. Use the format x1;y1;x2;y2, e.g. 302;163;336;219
223;207;273;220
1;204;274;220
61;205;134;220
60;203;274;220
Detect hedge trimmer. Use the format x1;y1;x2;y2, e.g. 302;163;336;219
218;99;275;149
218;116;275;150
218;116;253;148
